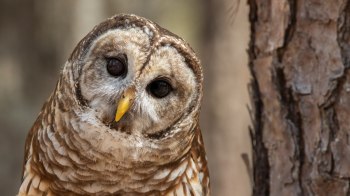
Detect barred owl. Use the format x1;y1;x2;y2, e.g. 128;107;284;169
19;14;210;196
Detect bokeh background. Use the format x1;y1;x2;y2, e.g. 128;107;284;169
0;0;251;195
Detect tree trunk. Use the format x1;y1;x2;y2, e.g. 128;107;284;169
249;0;350;195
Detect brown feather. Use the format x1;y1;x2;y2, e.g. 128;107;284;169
19;14;209;195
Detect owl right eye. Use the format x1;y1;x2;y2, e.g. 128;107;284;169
106;54;127;77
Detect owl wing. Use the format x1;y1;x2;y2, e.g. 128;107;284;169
19;102;54;196
165;125;211;196
21;103;46;178
189;126;210;195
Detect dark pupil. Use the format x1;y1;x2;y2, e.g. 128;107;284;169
106;57;126;77
148;80;172;98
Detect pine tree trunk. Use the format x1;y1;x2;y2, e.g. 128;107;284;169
249;0;350;195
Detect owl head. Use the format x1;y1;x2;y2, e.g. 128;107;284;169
57;14;203;164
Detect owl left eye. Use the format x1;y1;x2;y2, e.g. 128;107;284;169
106;54;127;77
147;79;173;98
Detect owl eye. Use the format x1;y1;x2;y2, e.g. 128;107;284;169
106;55;127;77
147;79;172;98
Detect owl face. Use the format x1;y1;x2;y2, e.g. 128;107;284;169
76;16;201;139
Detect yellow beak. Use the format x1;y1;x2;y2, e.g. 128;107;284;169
115;87;136;122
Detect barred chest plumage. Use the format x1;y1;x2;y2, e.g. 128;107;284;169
19;14;210;196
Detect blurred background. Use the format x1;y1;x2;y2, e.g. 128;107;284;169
0;0;251;195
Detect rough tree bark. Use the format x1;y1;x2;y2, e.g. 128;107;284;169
249;0;350;195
